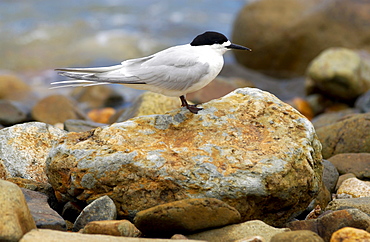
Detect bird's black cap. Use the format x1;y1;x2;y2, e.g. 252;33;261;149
190;31;229;46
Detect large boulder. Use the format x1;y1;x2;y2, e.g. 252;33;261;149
46;88;323;226
232;0;370;77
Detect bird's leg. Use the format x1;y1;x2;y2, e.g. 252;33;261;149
180;95;202;114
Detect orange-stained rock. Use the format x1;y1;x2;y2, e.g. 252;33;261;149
88;108;116;124
330;227;370;242
287;97;314;120
46;88;323;227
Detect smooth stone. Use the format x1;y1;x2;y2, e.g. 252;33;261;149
46;88;323;227
335;173;357;192
21;188;66;231
330;227;370;242
322;159;339;193
0;100;29;126
328;153;370;180
326;198;370;215
311;109;360;130
31;95;87;125
286;209;370;242
19;229;204;242
270;230;324;242
316;113;370;159
0;180;36;242
187;220;290;242
336;177;370;199
0;122;67;183
73;195;117;232
81;220;141;237
133;198;241;237
306;48;370;100
63;119;107;132
0;73;31;100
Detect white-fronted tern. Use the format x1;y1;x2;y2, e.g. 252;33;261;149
53;31;251;114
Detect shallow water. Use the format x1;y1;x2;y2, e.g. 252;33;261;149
0;0;252;71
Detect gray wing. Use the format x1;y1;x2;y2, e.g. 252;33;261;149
53;45;209;91
117;46;210;91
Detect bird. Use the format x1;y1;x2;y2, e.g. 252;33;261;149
53;31;251;114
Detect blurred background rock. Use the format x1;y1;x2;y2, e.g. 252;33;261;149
0;0;369;130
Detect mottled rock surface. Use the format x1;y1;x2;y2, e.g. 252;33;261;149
46;88;323;226
330;227;370;242
0;122;67;182
134;198;241;237
336;177;370;199
0;180;36;242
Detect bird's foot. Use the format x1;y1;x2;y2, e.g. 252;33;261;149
186;105;203;114
180;95;202;114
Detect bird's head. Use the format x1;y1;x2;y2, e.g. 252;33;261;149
190;31;251;54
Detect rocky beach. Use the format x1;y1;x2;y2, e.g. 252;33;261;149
1;0;370;241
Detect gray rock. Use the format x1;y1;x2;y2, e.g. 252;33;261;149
22;188;66;231
325;197;370;215
73;195;117;232
355;89;370;113
322;159;339;193
134;198;241;237
0;180;36;242
0;100;29;126
0;122;67;183
63;119;107;132
46;88;323;227
187;220;290;242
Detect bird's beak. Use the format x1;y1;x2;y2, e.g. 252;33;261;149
227;43;252;51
